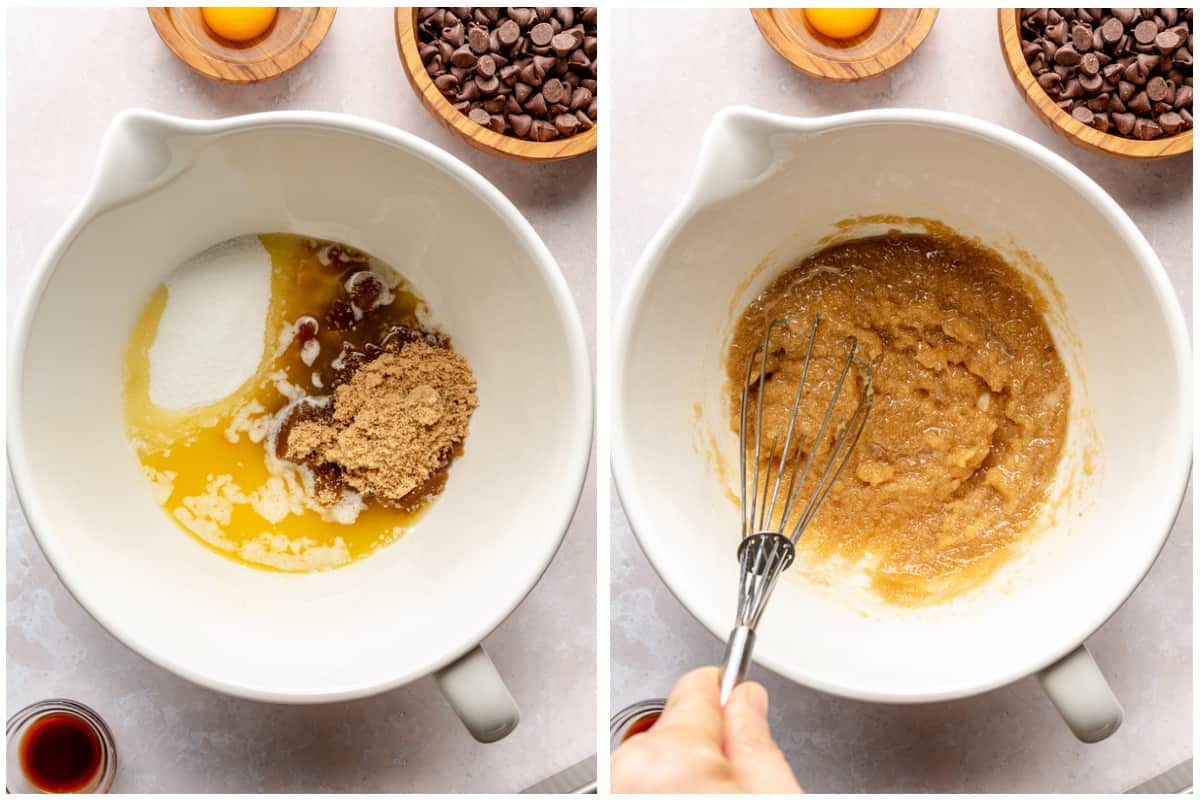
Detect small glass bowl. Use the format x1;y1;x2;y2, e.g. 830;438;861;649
610;698;666;751
6;699;117;794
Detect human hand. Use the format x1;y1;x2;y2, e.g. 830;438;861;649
611;666;803;794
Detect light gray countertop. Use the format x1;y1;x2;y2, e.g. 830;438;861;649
610;8;1192;794
6;8;595;793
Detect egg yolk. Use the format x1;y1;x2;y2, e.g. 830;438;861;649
803;8;880;39
200;7;278;42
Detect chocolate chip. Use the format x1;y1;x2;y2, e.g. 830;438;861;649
529;119;558;141
568;49;591;70
1101;16;1125;43
1072;24;1094;50
570;86;592;110
1113;110;1138;133
1038;71;1062;92
450;45;477;68
1155;28;1184;52
497;18;520;45
465;25;487;53
550;31;576;56
508;7;534;26
529;21;553;46
525;92;548;116
1112;8;1139;26
1147;74;1169;100
442;21;464;47
1134;19;1159;43
1158;109;1185;131
1133;116;1164;137
1019;7;1191;140
542;77;567;104
457;80;480;101
1055;43;1082;65
554;112;580;136
419;6;599;142
1129;89;1153;113
1080;71;1105;91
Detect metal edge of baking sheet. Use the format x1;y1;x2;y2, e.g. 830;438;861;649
519;755;597;794
1125;758;1193;793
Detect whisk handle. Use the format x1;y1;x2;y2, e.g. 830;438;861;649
719;625;756;705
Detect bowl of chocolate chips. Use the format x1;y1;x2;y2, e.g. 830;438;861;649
1000;8;1193;159
397;7;598;161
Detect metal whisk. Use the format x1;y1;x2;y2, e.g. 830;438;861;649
718;315;874;704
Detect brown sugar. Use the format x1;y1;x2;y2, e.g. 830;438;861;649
283;340;478;506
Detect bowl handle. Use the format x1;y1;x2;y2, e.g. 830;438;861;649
434;644;520;743
1037;644;1123;742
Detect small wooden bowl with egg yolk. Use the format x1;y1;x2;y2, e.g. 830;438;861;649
751;8;939;81
148;7;336;84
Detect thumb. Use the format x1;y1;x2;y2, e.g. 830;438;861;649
723;682;804;793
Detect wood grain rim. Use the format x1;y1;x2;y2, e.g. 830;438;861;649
997;9;1192;160
751;8;939;82
148;7;336;85
394;8;597;162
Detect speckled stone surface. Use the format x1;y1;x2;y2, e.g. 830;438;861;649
6;8;595;793
611;8;1191;794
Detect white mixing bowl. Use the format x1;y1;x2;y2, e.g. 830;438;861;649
614;107;1190;742
9;110;592;742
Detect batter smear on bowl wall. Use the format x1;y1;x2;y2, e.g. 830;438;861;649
726;228;1069;605
124;233;478;572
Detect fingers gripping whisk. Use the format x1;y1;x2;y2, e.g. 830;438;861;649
720;315;873;704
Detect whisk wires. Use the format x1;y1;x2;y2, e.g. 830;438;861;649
738;314;874;545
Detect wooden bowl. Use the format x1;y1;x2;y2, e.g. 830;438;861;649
997;9;1192;159
751;8;938;81
394;8;597;162
148;8;336;84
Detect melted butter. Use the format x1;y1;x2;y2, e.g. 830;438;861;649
125;234;437;572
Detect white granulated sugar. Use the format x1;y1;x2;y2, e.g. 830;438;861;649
149;236;272;410
300;338;320;367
